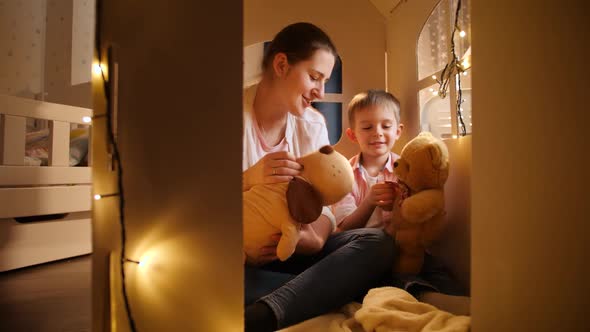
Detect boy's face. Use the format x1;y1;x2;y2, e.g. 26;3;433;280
346;105;402;158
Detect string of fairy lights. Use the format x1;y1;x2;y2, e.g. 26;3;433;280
434;0;469;137
92;0;138;331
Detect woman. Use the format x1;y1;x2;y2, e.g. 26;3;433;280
243;22;394;331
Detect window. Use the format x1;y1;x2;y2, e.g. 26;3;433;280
417;0;471;139
311;55;343;145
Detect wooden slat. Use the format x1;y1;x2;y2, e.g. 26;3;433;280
0;114;26;165
0;166;91;186
0;94;92;124
0;211;92;271
49;120;70;166
109;251;121;331
417;70;441;91
0;185;91;218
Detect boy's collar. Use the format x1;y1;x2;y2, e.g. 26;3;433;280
353;152;395;173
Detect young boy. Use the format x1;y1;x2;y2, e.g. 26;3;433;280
332;90;470;315
333;89;402;232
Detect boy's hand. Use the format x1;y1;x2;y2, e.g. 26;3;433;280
365;182;397;210
243;151;302;190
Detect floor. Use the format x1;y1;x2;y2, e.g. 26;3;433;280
0;255;92;332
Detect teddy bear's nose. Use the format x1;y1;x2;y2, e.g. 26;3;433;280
394;161;399;168
319;145;334;154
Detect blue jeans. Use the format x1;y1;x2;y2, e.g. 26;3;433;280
244;228;394;329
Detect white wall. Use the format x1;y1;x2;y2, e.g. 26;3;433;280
0;0;46;98
0;0;93;108
44;0;92;108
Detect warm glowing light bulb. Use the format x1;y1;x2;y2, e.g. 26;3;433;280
432;90;438;96
431;75;437;80
452;135;458;139
462;59;470;68
137;252;154;269
429;88;434;92
92;63;102;75
94;194;102;200
462;71;468;76
459;30;466;38
82;116;92;123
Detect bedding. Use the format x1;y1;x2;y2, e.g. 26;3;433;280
24;127;89;166
279;287;470;332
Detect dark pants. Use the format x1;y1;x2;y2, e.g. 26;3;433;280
391;253;465;297
245;228;394;329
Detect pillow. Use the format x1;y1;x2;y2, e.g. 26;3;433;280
24;128;89;166
69;134;89;166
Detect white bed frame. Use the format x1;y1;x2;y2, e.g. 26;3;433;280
0;94;92;272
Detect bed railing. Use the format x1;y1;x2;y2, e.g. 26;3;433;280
0;94;92;166
0;94;93;219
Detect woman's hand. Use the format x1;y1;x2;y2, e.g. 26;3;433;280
296;214;333;255
243;151;302;191
247;233;281;266
295;224;324;255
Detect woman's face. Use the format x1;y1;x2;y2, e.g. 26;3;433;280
279;49;335;117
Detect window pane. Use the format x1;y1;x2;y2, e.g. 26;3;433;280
419;83;452;139
311;102;342;145
417;0;451;80
419;80;472;138
418;0;472;137
457;69;472;134
325;56;342;94
452;0;471;61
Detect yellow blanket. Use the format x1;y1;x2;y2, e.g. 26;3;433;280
280;287;470;332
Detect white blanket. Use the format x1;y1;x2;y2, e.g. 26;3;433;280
280;287;470;332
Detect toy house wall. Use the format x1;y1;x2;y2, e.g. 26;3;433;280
471;0;589;330
92;1;243;331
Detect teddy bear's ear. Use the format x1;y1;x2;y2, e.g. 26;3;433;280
427;142;449;169
287;177;323;224
428;145;441;168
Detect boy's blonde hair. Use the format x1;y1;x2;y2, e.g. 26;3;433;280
347;90;401;128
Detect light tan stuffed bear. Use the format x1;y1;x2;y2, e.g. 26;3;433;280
243;145;354;265
386;132;450;275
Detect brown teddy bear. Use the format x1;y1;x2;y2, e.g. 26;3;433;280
243;145;354;265
386;132;450;275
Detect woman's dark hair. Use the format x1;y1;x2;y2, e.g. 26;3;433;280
262;22;338;71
